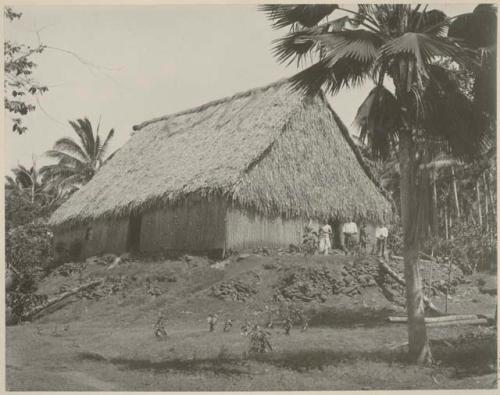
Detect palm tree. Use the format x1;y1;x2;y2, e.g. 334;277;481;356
5;160;46;204
262;4;496;364
41;117;115;194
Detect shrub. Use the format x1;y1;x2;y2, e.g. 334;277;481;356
421;222;496;274
246;324;272;354
5;220;54;322
5;220;54;274
5;190;62;231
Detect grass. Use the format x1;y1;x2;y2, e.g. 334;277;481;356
6;254;498;391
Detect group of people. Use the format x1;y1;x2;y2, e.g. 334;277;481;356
317;220;389;257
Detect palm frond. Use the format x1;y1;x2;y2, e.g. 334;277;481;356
449;4;497;48
411;9;448;36
45;150;87;167
354;86;401;159
53;137;90;163
288;57;371;97
316;30;384;66
382;32;474;79
271;18;349;66
80;117;96;158
98;128;115;162
260;4;338;29
422;67;485;160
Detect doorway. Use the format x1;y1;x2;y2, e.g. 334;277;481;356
127;213;142;253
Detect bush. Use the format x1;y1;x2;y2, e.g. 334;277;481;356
5;191;61;231
5;220;54;274
5;220;54;322
245;324;272;354
6;273;48;320
421;222;496;274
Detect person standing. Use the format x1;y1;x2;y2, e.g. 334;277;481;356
318;223;332;255
342;220;358;255
375;224;389;258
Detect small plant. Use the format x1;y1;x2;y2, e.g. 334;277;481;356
207;313;218;332
284;316;293;335
278;301;309;335
245;324;273;354
153;311;168;339
240;319;252;336
223;318;233;332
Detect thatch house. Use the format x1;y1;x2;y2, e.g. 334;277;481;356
49;79;392;259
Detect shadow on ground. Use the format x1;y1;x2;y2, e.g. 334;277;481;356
77;352;251;376
76;334;496;378
309;307;395;328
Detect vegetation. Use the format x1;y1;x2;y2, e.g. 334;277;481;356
4;7;49;134
41;117;115;194
262;4;496;364
5;220;53;322
5;116;115;327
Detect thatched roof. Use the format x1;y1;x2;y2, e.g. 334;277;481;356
49;79;392;228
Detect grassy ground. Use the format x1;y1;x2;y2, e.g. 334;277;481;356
6;254;498;391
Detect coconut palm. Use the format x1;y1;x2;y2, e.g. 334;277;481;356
262;4;496;364
5;160;46;204
41;117;115;194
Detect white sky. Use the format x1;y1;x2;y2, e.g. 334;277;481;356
4;4;476;171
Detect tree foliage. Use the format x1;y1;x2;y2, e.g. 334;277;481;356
5;158;65;229
41;117;116;193
262;3;496;365
4;7;48;134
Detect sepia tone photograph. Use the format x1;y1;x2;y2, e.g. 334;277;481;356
4;2;497;391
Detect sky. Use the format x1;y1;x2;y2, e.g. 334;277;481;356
4;4;477;171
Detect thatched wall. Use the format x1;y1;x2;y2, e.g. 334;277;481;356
140;196;227;253
226;206;309;250
53;217;129;260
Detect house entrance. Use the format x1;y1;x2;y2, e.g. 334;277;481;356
127;213;142;253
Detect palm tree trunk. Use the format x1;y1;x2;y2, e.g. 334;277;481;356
451;166;460;219
31;181;35;204
431;172;438;237
483;173;489;232
444;205;449;240
399;131;432;365
486;171;496;218
476;179;483;229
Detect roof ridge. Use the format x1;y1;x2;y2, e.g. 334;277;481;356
132;78;292;131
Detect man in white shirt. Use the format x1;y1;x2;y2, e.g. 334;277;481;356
342;220;358;254
318;223;332;255
375;225;389;258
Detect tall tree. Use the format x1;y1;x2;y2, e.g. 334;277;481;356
262;4;496;364
41;118;115;194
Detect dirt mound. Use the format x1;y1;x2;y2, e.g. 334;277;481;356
271;255;467;310
27;251;469;328
211;280;257;301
